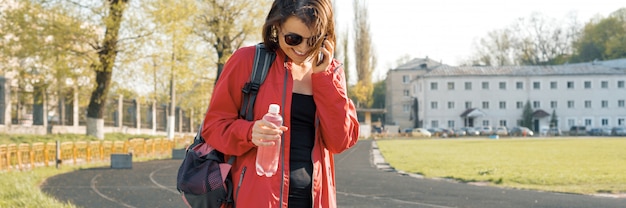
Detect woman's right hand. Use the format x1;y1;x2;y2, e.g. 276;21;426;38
251;120;288;146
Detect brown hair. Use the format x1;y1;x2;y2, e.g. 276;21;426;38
262;0;336;58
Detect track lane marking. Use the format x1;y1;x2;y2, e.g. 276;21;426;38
90;174;137;208
149;165;180;194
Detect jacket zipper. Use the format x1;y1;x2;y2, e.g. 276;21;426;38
279;60;289;207
235;166;247;207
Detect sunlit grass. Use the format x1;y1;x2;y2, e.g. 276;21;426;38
0;163;108;208
377;137;626;195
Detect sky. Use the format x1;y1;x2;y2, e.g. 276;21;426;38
333;0;625;82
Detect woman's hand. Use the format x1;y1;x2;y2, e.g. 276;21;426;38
251;119;288;146
312;39;334;74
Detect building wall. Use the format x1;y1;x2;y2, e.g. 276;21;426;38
387;59;626;132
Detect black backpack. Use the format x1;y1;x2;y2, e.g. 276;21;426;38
177;43;276;208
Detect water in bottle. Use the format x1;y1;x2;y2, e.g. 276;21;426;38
256;104;283;177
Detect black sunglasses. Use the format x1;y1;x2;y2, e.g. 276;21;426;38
283;33;317;46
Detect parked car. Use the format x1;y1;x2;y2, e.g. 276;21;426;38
611;127;626;136
411;128;432;137
440;128;455;137
588;128;611;136
569;126;587;136
461;127;480;136
427;128;444;137
547;127;562;136
509;126;534;137
494;126;508;136
479;126;493;135
453;128;467;137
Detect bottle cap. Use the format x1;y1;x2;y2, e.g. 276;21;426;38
268;104;280;114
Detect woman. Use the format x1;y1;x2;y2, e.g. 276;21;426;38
202;0;359;207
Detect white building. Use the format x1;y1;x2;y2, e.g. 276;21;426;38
385;58;626;133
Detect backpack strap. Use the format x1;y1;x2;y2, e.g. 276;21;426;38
240;43;276;121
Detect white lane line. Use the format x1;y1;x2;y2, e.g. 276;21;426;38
337;191;456;208
149;165;180;194
90;174;137;208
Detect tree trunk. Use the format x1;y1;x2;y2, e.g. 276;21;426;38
85;0;128;139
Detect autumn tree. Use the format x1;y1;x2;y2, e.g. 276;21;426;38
350;0;376;108
146;0;201;139
193;0;270;83
0;1;94;126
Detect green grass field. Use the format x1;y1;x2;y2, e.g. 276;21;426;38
376;137;626;195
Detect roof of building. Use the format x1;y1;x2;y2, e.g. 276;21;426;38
532;109;551;118
394;57;448;71
392;58;626;77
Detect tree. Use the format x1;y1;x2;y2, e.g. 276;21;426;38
0;0;95;126
466;12;580;66
521;100;534;129
85;0;130;139
350;0;376;108
193;0;270;83
550;109;558;128
370;79;385;123
571;15;626;62
146;0;200;139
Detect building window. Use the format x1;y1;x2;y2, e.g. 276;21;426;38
550;81;557;89
448;120;455;128
619;100;625;108
567;81;574;89
602;100;608;108
431;101;438;109
403;89;410;97
402;75;410;84
585;119;592;126
619;80;625;88
567;119;576;127
516;101;523;109
601;81;608;89
499;82;506;90
550;101;557;108
482;82;489;90
602;119;609;126
482;101;489;109
448;101;455;109
584;81;591;89
431;120;439;128
465;82;472;90
499;120;507;127
584;100;591;108
431;82;438;90
567;100;574;108
516;82;523;90
533;82;540;89
465;101;472;109
403;104;410;113
619;118;625;126
482;120;490;126
499;101;506;109
533;101;540;108
448;82;455;90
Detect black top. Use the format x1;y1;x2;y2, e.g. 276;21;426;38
290;93;316;163
288;93;315;206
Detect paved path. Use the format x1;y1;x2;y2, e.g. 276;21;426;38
42;140;626;208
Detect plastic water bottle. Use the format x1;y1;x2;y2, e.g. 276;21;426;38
256;104;283;177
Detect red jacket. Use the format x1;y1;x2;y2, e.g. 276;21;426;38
202;45;359;208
